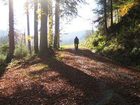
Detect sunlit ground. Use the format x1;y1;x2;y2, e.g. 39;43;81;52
60;44;86;49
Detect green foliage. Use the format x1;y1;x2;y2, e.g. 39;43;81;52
0;54;6;64
0;43;8;64
83;32;106;52
85;19;140;66
83;34;96;50
14;45;28;59
0;43;8;55
85;2;140;67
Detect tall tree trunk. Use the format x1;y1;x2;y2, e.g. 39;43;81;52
54;0;60;49
26;0;32;54
110;0;113;26
104;0;108;34
40;0;48;55
48;0;53;48
34;0;39;54
6;0;15;63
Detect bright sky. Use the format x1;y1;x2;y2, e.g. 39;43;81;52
0;3;8;30
62;0;98;33
0;0;26;31
0;0;97;34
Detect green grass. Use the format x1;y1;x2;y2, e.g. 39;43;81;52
60;44;86;49
60;44;74;49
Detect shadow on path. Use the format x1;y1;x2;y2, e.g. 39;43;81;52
0;63;8;78
65;49;140;73
0;57;107;105
65;49;114;64
46;57;103;104
44;56;130;105
64;49;140;104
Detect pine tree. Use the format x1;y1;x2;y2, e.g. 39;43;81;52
54;0;60;49
26;0;32;54
48;0;53;48
40;0;49;55
34;0;39;54
6;0;15;63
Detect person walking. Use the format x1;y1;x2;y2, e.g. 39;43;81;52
74;36;79;50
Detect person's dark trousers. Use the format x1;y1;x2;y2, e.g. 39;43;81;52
75;44;78;50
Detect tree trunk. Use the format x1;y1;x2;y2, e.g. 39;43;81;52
26;0;32;54
48;0;53;48
54;0;60;49
110;0;113;26
6;0;15;63
104;0;108;34
34;0;39;54
40;0;48;55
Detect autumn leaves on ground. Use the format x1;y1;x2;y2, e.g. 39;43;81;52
0;49;140;105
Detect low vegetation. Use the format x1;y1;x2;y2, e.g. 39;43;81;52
84;3;140;68
14;45;29;59
0;43;8;64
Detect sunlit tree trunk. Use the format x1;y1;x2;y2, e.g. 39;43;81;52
6;0;15;63
48;0;53;48
40;0;48;55
26;0;32;54
54;0;60;49
34;0;39;54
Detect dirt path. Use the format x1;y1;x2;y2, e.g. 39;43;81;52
0;49;140;105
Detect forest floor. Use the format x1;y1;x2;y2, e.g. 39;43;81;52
0;49;140;105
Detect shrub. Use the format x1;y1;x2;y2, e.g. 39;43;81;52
82;34;94;49
84;32;106;52
0;54;6;64
83;3;140;67
0;43;8;55
14;45;28;59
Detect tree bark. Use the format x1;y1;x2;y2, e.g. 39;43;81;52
54;0;60;49
40;0;48;55
110;0;113;26
48;0;53;48
104;0;108;34
34;0;39;54
26;0;32;54
6;0;15;63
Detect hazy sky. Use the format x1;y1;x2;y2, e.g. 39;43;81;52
62;0;97;33
0;0;26;31
0;3;8;30
0;0;97;34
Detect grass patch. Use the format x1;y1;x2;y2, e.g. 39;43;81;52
60;44;74;49
29;64;49;79
61;44;86;49
31;63;49;71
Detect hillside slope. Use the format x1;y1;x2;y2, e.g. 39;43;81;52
84;2;140;67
